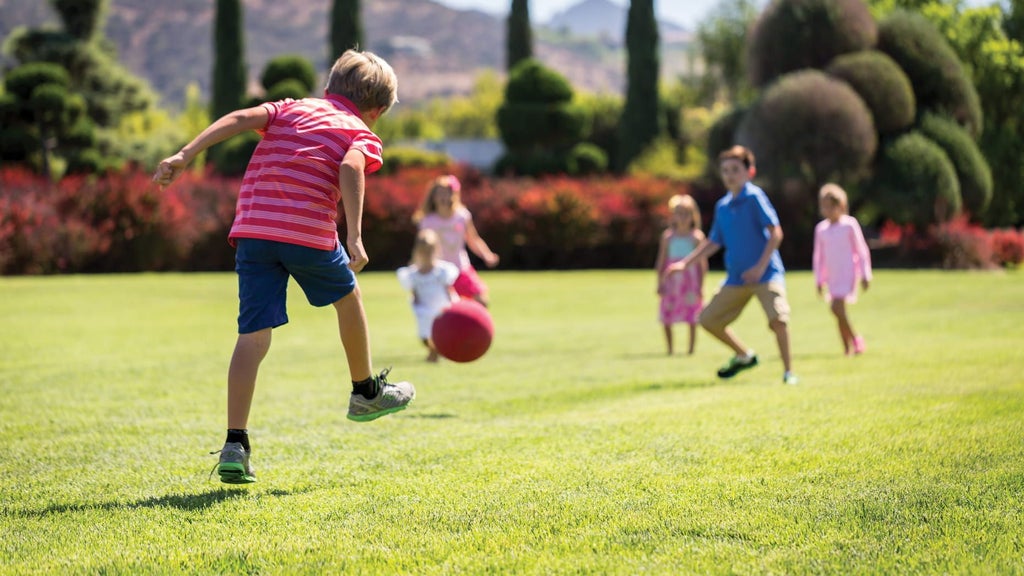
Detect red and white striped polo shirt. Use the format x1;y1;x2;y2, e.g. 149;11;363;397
228;94;384;251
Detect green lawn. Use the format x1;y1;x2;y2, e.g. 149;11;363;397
1;270;1022;574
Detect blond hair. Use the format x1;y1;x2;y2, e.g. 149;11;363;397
412;175;463;223
325;49;398;113
819;183;849;214
668;193;702;231
411;229;440;265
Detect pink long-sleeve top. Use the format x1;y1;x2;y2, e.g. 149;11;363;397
813;214;872;300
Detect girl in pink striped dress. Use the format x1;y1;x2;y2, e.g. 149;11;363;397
655;194;707;355
813;184;873;355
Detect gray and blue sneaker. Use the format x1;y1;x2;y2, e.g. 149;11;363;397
210;442;256;484
347;369;415;422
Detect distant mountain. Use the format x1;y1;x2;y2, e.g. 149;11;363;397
547;0;692;45
0;0;695;109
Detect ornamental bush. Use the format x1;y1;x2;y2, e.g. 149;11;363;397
870;132;961;227
917;113;993;218
747;0;877;88
826;50;916;135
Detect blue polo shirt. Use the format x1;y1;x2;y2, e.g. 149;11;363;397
708;182;786;286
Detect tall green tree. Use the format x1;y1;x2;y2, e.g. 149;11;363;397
506;0;533;71
212;0;247;120
616;0;661;173
697;0;758;104
50;0;106;42
330;0;364;59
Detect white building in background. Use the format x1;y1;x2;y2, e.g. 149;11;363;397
419;138;505;171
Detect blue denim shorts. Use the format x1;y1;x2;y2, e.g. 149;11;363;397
235;238;356;334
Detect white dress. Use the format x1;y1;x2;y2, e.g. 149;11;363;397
397;261;460;338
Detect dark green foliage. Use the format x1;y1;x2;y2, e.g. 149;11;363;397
504;59;573;103
210;132;262;177
568;142;609;175
747;0;877;88
616;0;661;173
50;0;106;41
705;107;747;176
265;79;311;102
918;113;993;218
4;62;70;101
377;146;451;175
261;55;317;94
496;59;591;175
212;0;247;120
877;11;983;137
871;132;961;226
330;0;364;58
578;95;622;172
506;0;533;71
737;70;877;187
826;50;915;135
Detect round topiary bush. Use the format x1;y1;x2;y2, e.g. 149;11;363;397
877;11;983;137
265;78;310;102
826;50;916;135
870;131;961;226
260;54;317;94
917;113;993;218
503;58;574;104
736;70;877;186
747;0;877;88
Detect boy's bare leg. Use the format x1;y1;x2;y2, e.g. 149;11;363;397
333;288;372;382
227;328;271;429
702;323;749;357
770;320;793;373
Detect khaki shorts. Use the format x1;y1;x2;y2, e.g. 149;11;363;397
699;281;790;331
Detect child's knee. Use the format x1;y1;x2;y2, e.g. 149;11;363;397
769;317;787;332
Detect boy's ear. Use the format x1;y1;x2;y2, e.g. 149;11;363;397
748;166;757;178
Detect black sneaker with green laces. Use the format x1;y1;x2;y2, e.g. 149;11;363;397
717;354;758;379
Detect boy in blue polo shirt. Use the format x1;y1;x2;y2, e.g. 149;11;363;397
664;146;797;385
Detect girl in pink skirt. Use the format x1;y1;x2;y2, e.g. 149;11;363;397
813;183;873;355
655;194;707;355
414;175;499;307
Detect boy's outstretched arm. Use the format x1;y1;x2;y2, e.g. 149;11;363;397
152;106;269;187
339;148;369;273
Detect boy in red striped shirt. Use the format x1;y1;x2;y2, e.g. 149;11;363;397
154;49;414;484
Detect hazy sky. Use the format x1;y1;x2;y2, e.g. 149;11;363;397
435;0;998;29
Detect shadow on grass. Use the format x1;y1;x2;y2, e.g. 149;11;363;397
405;412;458;419
13;487;297;518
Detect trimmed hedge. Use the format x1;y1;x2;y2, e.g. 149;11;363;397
917;113;993;218
870;132;961;227
826;50;916;135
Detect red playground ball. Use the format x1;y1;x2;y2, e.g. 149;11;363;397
431;299;494;363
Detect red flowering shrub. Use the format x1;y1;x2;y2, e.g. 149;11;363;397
991;228;1024;268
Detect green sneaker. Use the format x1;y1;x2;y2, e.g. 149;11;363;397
210;442;256;484
716;354;758;379
347;368;416;422
783;371;799;385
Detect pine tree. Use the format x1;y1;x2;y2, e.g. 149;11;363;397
212;0;247;120
506;0;533;71
616;0;660;173
330;0;364;59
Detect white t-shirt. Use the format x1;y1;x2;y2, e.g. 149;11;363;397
397;261;460;311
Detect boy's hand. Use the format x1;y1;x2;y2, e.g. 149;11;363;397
153;152;187;187
741;264;764;284
663;260;687;280
347;237;368;272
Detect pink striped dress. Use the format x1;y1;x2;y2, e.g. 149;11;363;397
229;95;384;251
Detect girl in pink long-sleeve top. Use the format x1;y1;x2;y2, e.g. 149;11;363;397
813;184;872;355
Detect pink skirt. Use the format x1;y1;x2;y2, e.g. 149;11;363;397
659;265;703;325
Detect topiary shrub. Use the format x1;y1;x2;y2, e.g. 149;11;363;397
870;131;961;227
260;54;317;94
917;113;993;218
737;70;877;188
747;0;877;88
826;50;916;135
264;78;310;102
877;11;983;137
567;142;608;176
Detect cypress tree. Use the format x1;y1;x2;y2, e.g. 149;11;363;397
212;0;247;119
50;0;106;42
506;0;533;71
330;0;364;59
616;0;660;172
